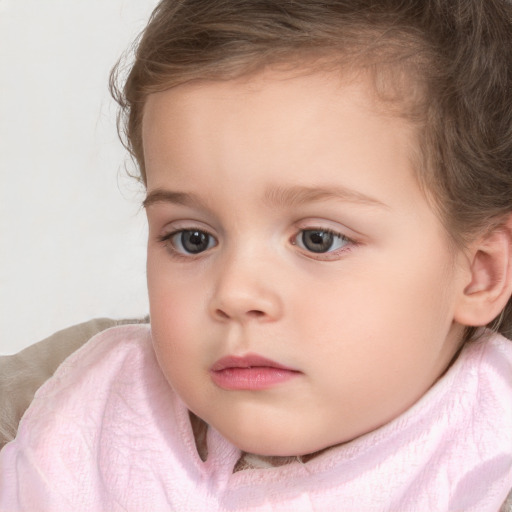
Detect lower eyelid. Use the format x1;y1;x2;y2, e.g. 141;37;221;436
298;242;354;261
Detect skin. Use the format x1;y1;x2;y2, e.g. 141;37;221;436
143;69;470;457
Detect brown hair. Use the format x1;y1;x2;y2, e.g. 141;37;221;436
110;0;512;338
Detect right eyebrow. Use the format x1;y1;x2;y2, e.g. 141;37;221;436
142;189;205;209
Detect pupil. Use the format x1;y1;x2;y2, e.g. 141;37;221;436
302;230;333;253
182;231;209;253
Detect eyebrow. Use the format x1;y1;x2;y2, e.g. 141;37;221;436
143;185;389;210
263;185;389;210
143;190;205;209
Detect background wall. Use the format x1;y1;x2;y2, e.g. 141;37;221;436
0;0;159;354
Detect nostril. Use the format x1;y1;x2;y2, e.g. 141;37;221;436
215;309;265;320
247;310;265;318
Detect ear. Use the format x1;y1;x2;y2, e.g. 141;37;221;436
454;214;512;327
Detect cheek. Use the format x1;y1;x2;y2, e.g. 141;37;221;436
147;248;206;322
293;245;457;358
147;256;208;378
292;256;459;430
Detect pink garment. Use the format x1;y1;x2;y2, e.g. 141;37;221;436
1;324;512;511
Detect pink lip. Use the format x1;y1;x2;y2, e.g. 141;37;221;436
210;354;301;390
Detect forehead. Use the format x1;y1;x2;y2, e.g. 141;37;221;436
145;69;418;179
142;58;426;131
142;67;418;175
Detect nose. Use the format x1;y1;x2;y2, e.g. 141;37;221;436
209;249;284;323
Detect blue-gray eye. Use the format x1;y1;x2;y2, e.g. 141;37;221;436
171;230;216;254
296;229;348;253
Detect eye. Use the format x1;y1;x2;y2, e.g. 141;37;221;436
168;229;217;255
294;229;349;254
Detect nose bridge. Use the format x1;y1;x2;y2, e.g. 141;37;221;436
210;240;283;322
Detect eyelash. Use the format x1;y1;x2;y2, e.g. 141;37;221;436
292;228;354;260
158;229;217;260
158;227;355;260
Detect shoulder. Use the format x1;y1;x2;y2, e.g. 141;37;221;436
0;324;200;510
468;330;512;393
29;323;154;400
13;323;158;446
0;317;148;449
55;322;154;376
481;330;512;362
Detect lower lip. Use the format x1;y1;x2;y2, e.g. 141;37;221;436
210;367;300;390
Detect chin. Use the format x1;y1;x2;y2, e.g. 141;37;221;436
224;428;333;458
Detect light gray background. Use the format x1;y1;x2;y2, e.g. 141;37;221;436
1;0;159;354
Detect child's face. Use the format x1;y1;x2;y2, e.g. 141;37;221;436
143;69;468;456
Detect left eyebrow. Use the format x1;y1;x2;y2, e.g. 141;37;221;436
263;184;390;210
143;189;207;209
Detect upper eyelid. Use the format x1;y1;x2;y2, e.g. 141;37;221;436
294;217;355;233
159;227;217;242
164;225;214;234
294;226;353;241
158;221;217;237
301;227;346;236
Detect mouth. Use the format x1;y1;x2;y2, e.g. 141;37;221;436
210;354;301;391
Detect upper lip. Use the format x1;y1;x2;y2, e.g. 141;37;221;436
210;353;299;372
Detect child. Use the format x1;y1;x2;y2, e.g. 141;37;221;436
1;0;512;510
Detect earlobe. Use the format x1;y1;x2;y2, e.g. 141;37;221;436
454;214;512;327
